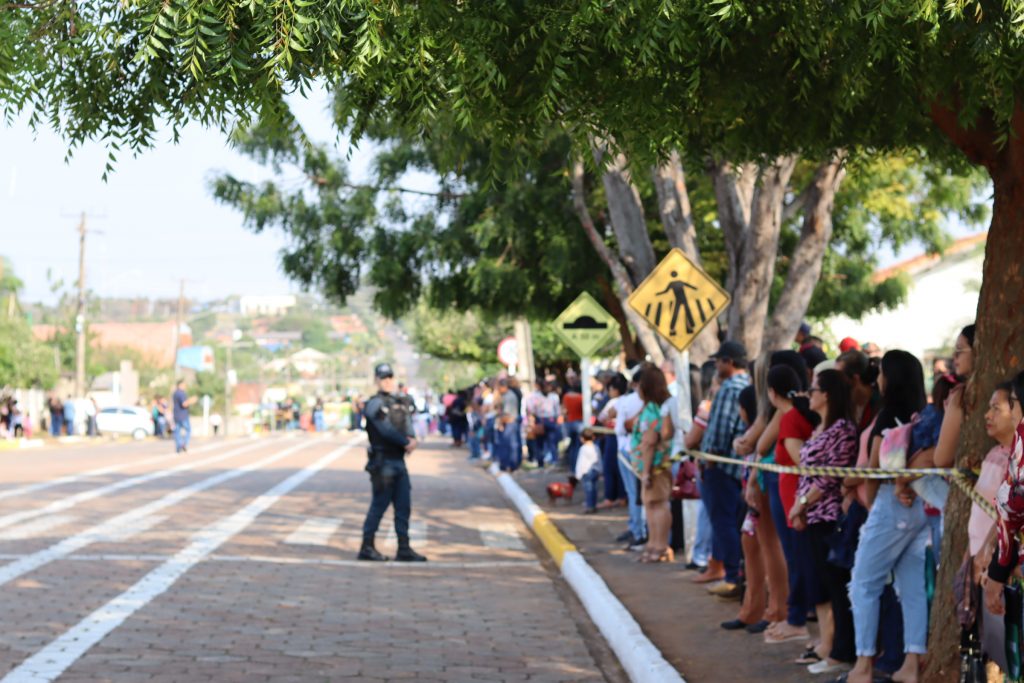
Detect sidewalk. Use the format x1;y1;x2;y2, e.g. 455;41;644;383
510;464;817;683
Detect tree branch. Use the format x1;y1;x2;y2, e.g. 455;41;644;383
653;150;699;260
307;173;467;200
570;159;665;365
929;96;1000;170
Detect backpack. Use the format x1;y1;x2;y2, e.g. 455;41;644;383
879;414;918;471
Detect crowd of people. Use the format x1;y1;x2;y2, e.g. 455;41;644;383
443;323;1024;682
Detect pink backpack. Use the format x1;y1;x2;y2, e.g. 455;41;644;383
879;414;918;471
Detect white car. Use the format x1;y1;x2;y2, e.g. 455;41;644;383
96;406;154;440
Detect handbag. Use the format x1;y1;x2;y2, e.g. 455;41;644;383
527;422;545;440
671;459;700;500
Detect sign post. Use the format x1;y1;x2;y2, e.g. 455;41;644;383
627;248;731;434
552;292;619;424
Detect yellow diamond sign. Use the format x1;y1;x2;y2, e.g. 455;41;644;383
552;292;619;358
627;249;730;352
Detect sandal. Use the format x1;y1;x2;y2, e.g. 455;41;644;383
639;548;674;563
795;647;821;665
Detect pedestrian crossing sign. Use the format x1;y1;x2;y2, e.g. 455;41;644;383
551;292;619;358
627;249;730;352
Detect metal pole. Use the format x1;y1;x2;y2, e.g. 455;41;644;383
674;350;693;433
173;279;184;379
75;213;87;397
224;343;232;437
581;357;593;424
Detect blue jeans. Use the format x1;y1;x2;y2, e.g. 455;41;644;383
313;412;325;432
617;447;645;540
850;485;930;657
64;416;75;435
692;498;713;567
701;465;743;584
174;420;191;453
468;428;482;460
362;459;411;541
601;436;625;502
512;417;523;469
541;419;561;464
765;473;811;626
581;469;600;510
50;414;63;436
495;423;518;472
483;416;496;456
564;421;583;473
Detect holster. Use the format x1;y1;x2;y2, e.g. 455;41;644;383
366;449;400;494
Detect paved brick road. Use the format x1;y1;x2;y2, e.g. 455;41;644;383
0;435;622;682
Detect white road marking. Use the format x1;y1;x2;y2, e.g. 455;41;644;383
0;552;541;569
0;515;77;541
381;519;428;548
0;441;225;504
0;437;340;589
0;440;269;532
99;515;168;543
2;442;355;683
284;517;343;546
478;522;527;550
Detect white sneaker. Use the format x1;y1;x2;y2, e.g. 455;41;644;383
807;660;850;675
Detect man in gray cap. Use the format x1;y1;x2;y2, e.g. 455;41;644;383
358;362;426;562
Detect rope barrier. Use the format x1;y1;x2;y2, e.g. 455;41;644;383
677;448;998;520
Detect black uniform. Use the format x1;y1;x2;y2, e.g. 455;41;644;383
359;387;425;561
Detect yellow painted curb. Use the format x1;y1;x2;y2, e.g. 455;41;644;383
531;513;577;567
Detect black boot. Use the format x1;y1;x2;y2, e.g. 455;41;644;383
357;537;390;562
395;536;427;562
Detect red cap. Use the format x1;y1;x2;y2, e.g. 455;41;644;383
839;337;860;353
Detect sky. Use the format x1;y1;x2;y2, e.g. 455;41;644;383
0;90;378;305
1;89;986;308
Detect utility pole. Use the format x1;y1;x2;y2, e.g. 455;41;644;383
75;213;88;397
173;279;185;379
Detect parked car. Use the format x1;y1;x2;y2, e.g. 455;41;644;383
96;406;154;440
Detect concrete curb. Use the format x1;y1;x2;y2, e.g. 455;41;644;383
489;463;685;683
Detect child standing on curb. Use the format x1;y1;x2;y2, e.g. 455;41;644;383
575;428;602;513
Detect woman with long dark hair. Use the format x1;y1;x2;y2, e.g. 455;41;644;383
847;351;929;683
787;369;858;674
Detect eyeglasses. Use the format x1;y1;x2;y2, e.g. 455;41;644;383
953;347;972;357
808;387;824;394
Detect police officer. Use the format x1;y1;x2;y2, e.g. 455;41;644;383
358;363;427;562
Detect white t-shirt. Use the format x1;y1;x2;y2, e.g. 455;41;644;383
614;392;644;453
575;442;601;479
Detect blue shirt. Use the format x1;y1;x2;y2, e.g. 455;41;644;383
700;372;751;479
173;389;190;423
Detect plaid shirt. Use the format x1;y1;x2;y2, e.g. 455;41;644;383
700;372;750;480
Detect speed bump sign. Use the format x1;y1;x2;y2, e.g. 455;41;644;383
552;292;619;358
628;249;730;352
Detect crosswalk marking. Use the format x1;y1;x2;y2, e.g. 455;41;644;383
101;515;169;543
478;522;527;550
0;514;77;541
284;517;342;546
381;519;428;547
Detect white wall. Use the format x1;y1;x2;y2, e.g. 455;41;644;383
827;249;983;360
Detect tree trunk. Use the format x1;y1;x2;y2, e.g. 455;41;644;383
598;276;642;361
712;156;798;355
761;153;846;351
923;152;1024;683
599;152;658;284
653;151;717;364
569;160;666;366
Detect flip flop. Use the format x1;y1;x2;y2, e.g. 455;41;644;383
795;649;821;665
764;630;810;644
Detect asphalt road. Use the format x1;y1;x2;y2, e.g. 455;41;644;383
0;434;622;683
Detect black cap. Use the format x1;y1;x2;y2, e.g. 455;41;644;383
711;340;747;362
374;363;394;379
